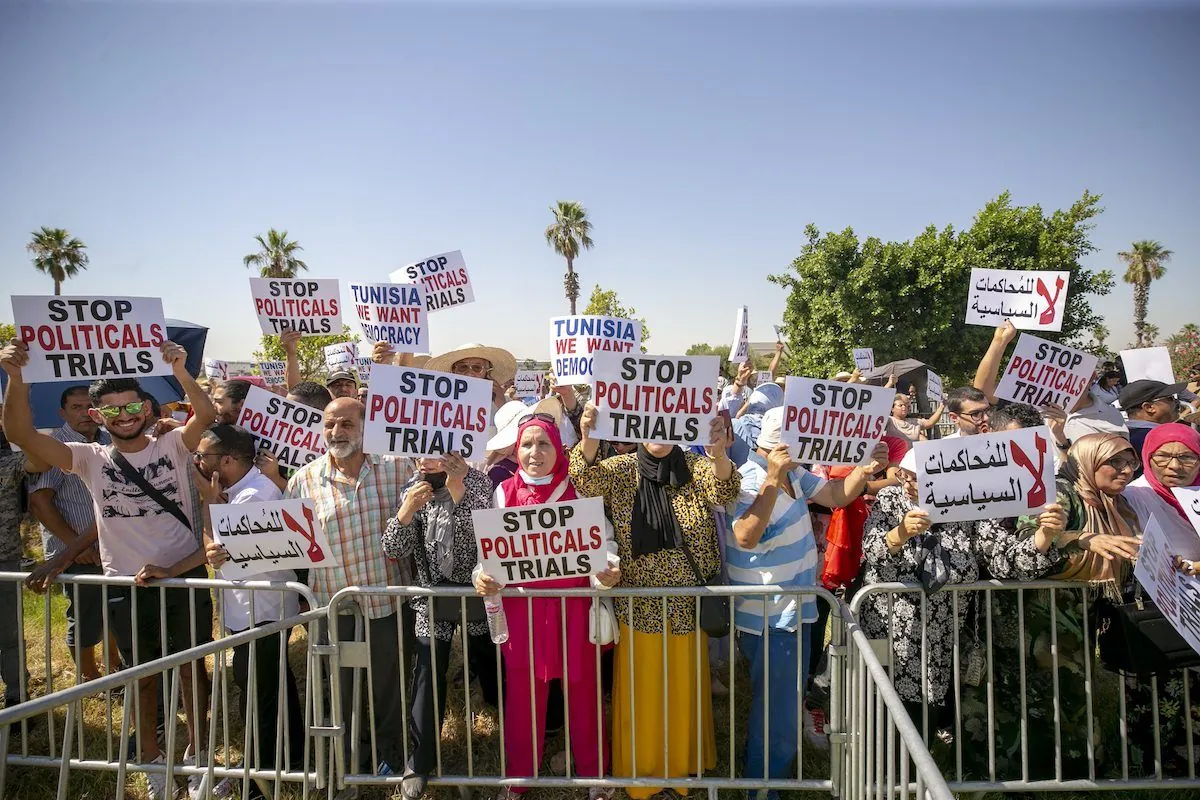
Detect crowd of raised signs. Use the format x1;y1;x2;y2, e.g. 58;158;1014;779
1;260;1200;800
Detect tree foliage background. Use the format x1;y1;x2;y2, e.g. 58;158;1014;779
252;326;359;381
581;284;651;353
685;343;775;379
769;191;1114;386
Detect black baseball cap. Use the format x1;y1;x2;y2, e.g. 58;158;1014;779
326;370;358;385
1118;379;1187;411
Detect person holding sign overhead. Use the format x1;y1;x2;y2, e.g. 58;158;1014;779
570;403;740;798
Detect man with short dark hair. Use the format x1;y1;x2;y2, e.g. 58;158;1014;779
1120;379;1187;459
212;378;252;425
944;387;991;438
288;380;333;411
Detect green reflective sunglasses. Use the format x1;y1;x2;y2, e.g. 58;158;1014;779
95;401;146;419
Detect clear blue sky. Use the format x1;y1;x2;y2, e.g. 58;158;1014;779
2;1;1197;365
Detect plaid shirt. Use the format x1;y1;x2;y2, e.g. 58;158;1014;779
285;453;415;618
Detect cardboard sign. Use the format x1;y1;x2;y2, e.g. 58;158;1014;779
781;377;892;466
211;499;337;578
348;282;428;352
356;356;372;384
324;342;357;373
249;278;340;336
258;360;287;387
514;370;544;399
965;268;1071;331
730;307;750;364
363;363;493;459
915;426;1057;523
1169;487;1200;558
549;315;642;384
236;385;327;470
927;371;944;405
203;358;229;381
853;348;875;372
472;497;610;585
1133;515;1200;659
590;353;719;445
994;333;1097;409
1120;346;1176;384
388;249;474;313
12;295;171;383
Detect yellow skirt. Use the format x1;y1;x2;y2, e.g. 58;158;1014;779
612;623;717;799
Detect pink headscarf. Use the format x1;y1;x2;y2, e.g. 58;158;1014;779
1141;422;1200;520
499;415;577;507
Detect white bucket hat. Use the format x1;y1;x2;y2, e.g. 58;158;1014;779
486;396;564;452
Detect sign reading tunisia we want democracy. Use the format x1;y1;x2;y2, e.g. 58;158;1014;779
349;282;428;352
472;497;610;584
590;353;718;445
549;315;642;384
237;385;327;469
364;364;494;459
249;278;341;336
781;377;891;466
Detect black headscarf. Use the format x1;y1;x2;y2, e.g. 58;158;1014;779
630;445;693;558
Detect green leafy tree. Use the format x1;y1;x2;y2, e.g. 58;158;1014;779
581;284;650;352
686;343;773;379
1165;324;1200;381
545;201;595;314
252;326;358;381
244;229;309;278
769;191;1114;386
1118;240;1172;347
0;323;15;345
27;227;89;295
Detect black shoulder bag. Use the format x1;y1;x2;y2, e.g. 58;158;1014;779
1097;584;1200;676
109;447;192;532
679;535;730;638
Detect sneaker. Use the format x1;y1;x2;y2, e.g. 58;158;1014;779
401;769;428;800
211;774;234;800
804;708;830;751
144;755;173;800
182;748;209;800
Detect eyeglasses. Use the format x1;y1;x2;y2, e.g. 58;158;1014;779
1150;451;1200;470
1102;455;1140;472
957;408;990;422
898;472;918;486
191;451;228;463
95;401;146;419
517;412;556;426
452;361;492;377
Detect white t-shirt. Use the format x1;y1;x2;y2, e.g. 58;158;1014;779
67;427;200;577
216;466;300;632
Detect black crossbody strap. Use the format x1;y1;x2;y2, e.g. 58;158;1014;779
108;447;192;532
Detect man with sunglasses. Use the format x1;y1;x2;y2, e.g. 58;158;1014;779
2;338;217;800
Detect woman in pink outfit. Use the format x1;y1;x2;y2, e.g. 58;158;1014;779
475;412;620;800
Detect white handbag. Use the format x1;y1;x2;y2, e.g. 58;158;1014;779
590;595;619;646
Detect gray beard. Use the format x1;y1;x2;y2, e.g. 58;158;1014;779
327;441;362;459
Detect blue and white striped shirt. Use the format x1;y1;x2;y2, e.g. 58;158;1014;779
27;424;110;560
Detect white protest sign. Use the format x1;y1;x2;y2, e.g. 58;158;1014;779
730;307;750;364
348;282;428;352
363;364;493;459
549;316;642;384
11;295;171;383
514;370;544;399
965;268;1071;331
1133;515;1200;660
1120;346;1176;384
915;426;1057;523
236;385;327;470
994;333;1097;409
388;249;474;313
1170;487;1200;558
773;325;784;339
755;371;774;387
472;497;610;585
927;371;944;405
211;499;337;578
781;377;892;466
258;360;287;387
324;342;356;373
853;348;875;372
203;358;229;381
356;356;372;383
590;353;719;445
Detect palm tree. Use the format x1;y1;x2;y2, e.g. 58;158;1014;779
544;201;594;314
1118;240;1172;347
27;227;89;295
244;229;308;278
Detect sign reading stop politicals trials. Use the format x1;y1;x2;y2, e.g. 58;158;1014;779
549;315;642;384
781;377;892;466
211;499;337;578
388;250;474;313
348;282;428;352
363;364;493;459
258;360;287;387
236;385;327;469
472;497;610;584
915;426;1057;524
514;370;544;399
12;296;171;383
249;278;341;336
590;353;719;445
994;333;1097;409
965;268;1071;332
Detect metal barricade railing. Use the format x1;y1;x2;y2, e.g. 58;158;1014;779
0;571;329;799
849;579;1200;794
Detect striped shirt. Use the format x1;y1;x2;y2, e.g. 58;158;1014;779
727;453;825;634
27;425;111;561
284;453;415;618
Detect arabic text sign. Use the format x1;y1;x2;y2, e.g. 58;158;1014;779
549;316;642;383
781;377;892;466
249;278;341;336
324;342;356;373
363;364;493;459
258;360;287;387
1170;487;1200;557
915;426;1057;523
211;499;337;578
348;282;428;352
1120;346;1176;384
12;295;171;383
730;307;750;363
590;353;719;445
473;497;610;585
1133;515;1200;660
514;370;544;399
236;385;327;470
965;268;1071;332
389;249;474;313
853;348;875;372
203;358;228;381
994;333;1097;409
927;371;944;405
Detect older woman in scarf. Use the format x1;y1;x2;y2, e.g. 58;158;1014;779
474;412;620;800
381;453;494;798
570;403;739;798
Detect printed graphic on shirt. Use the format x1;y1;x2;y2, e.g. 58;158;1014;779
99;455;182;519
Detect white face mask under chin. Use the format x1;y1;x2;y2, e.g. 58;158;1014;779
519;468;555;486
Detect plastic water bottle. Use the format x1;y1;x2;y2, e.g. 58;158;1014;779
485;597;509;644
